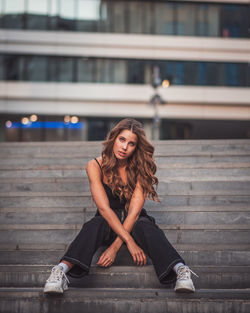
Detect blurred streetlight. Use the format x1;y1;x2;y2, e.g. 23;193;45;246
149;66;170;140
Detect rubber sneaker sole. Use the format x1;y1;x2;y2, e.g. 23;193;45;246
174;280;195;293
44;281;68;294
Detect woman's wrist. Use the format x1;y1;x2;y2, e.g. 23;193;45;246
111;239;122;252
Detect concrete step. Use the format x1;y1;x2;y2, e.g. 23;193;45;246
0;265;249;289
0;287;249;313
0;139;249;156
1;207;250;225
1;193;250;208
1;167;250;179
1;243;249;266
0;224;249;245
1;179;250;196
1;157;249;169
1;249;249;267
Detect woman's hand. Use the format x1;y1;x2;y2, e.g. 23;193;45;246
126;239;147;266
96;245;117;268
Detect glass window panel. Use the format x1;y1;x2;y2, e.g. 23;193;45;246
197;62;206;86
225;63;239;86
127;2;143;34
207;4;219;37
3;0;25;29
77;57;95;82
176;3;195;36
49;0;58;30
0;55;3;80
247;64;250;87
112;2;126;33
58;0;76;30
27;0;48;14
155;3;174;35
141;2;152;34
27;0;48;30
99;1;113;32
50;0;58;16
112;59;127;84
196;4;208;36
176;62;184;84
96;59;112;83
4;0;25;13
183;62;196;85
221;4;248;38
88;119;108;141
60;0;75;19
58;57;74;82
0;1;3;28
76;0;101;31
127;60;144;84
48;56;59;81
144;62;152;85
77;0;100;20
26;56;47;81
206;62;224;86
163;61;175;85
4;54;24;80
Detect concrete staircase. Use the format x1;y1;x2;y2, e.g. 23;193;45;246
0;140;250;313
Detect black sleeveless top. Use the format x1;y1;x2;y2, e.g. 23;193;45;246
93;158;152;222
94;158;126;211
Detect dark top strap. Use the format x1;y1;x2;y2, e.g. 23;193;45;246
94;158;103;176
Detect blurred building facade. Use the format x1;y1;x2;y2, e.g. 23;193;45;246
0;0;250;141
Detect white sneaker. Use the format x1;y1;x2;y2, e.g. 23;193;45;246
174;265;198;293
44;265;69;294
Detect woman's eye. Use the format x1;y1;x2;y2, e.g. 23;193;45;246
129;142;135;146
119;137;125;142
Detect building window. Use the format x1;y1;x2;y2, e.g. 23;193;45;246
58;0;76;31
77;57;96;82
58;57;74;82
1;54;249;87
26;56;47;81
3;0;25;29
4;55;25;80
0;1;249;38
26;0;49;30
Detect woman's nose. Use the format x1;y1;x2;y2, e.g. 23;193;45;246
122;143;128;150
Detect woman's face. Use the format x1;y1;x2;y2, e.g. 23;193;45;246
113;129;137;161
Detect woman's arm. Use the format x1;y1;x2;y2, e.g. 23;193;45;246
97;179;147;267
108;180;147;259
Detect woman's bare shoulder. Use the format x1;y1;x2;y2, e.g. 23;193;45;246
86;157;102;173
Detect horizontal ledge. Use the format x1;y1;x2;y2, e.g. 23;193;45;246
1;224;249;230
0;243;249;252
1;205;250;213
0;287;249;301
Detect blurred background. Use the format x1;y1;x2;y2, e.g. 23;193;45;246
0;0;249;142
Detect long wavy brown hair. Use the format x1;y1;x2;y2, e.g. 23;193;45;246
101;118;159;210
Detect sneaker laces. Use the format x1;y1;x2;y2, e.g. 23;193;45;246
46;266;70;284
177;266;199;280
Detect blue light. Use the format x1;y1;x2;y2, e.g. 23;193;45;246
6;121;84;129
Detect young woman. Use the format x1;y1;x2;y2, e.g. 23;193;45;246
44;118;197;294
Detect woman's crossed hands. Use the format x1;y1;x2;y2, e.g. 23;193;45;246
96;239;146;267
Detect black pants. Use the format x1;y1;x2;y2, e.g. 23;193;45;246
61;209;185;285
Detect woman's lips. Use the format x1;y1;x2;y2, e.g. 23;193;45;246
118;151;126;157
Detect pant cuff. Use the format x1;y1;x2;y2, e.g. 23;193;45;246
60;256;90;278
158;258;185;285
